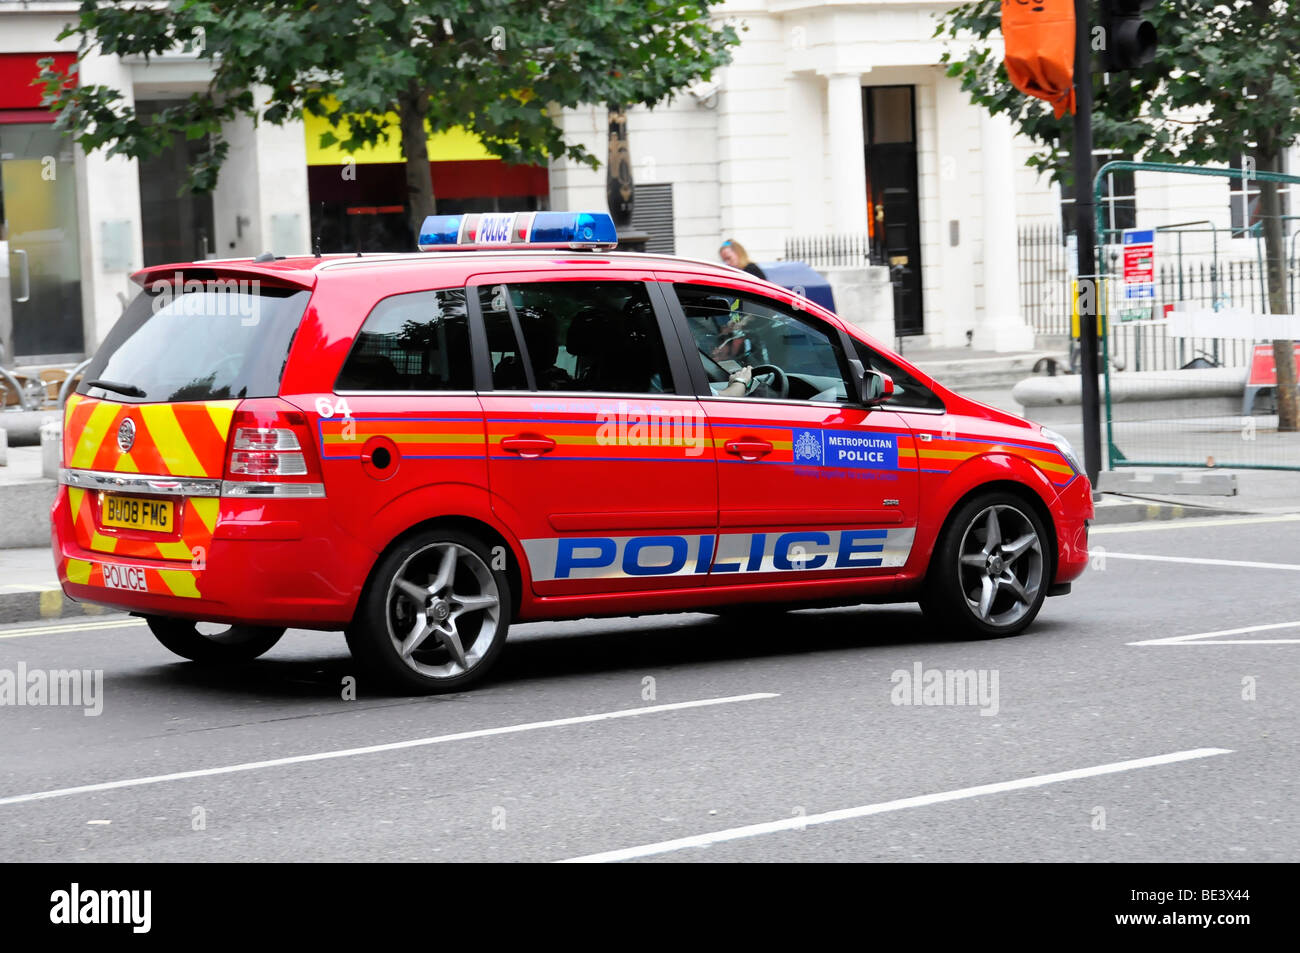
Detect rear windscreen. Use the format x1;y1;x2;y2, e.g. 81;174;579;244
78;278;311;403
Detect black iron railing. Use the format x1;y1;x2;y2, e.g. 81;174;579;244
783;233;879;268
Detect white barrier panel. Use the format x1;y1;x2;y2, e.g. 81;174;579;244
1168;308;1300;340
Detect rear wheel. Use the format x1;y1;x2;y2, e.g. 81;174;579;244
921;492;1049;639
345;529;511;694
146;617;285;663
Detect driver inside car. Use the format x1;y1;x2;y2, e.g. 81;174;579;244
716;364;752;397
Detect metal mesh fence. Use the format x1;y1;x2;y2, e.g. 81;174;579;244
1093;161;1300;470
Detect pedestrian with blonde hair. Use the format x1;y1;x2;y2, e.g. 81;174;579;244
719;239;767;280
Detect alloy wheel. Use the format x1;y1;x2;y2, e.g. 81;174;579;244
385;542;501;680
956;504;1044;628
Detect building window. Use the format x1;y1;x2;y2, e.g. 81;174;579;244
1229;155;1288;238
1060;151;1136;240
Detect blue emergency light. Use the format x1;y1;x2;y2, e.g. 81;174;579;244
417;211;619;251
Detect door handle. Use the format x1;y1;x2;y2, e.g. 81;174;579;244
500;434;556;458
723;438;773;461
12;249;30;303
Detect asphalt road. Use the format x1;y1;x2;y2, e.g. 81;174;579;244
1;513;1298;863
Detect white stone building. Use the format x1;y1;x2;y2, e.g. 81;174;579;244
2;0;1292;364
550;0;1296;354
1;1;311;365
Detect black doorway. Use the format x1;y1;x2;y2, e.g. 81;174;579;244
136;100;216;266
862;85;923;337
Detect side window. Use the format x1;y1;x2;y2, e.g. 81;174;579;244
337;289;472;391
676;285;850;403
851;339;945;412
479;285;528;390
479;281;674;394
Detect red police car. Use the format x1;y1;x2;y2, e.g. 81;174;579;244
53;211;1091;693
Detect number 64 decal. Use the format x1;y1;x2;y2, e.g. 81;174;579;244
315;396;354;418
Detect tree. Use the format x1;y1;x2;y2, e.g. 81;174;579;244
41;0;739;240
936;0;1300;430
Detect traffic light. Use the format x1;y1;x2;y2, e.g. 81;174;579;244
1100;0;1158;71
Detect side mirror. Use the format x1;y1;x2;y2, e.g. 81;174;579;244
849;359;894;406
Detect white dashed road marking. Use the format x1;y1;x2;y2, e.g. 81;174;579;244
1130;620;1300;646
1101;552;1300;572
1091;514;1300;535
0;693;778;808
558;748;1233;863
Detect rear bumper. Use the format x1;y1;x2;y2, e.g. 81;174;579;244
51;487;374;628
1051;475;1093;585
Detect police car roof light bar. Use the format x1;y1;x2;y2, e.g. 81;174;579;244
417;211;619;252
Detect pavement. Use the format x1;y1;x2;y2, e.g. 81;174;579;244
0;513;1297;861
0;444;57;552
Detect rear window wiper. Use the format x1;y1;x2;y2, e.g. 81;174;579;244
85;379;147;398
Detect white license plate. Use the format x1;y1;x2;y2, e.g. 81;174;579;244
101;563;149;593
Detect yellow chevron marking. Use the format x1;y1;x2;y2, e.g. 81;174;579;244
113;452;139;474
189;497;219;535
68;487;86;516
139;404;205;476
205;400;239;440
70;401;120;469
64;394;81;430
154;541;194;560
90;531;118;553
156;570;201;599
65;559;92;586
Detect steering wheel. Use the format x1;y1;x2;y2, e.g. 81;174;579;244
746;363;788;399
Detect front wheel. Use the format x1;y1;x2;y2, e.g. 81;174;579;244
345;529;511;694
921;493;1049;639
146;617;285;663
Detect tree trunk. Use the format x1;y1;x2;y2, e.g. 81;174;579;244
398;81;436;247
1258;149;1299;432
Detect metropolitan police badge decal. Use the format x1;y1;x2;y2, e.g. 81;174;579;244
793;429;823;463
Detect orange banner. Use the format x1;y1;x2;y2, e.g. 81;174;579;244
1002;0;1076;118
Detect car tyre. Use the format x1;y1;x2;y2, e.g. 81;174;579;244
346;528;511;695
920;491;1050;639
146;617;285;663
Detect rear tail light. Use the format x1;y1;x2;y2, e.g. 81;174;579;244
233;428;301;451
229;448;308;476
223;400;324;497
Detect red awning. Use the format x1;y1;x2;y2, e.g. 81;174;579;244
0;52;76;115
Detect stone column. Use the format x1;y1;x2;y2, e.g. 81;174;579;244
74;49;143;351
975;110;1035;352
826;73;868;234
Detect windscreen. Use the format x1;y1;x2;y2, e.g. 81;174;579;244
77;276;310;403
